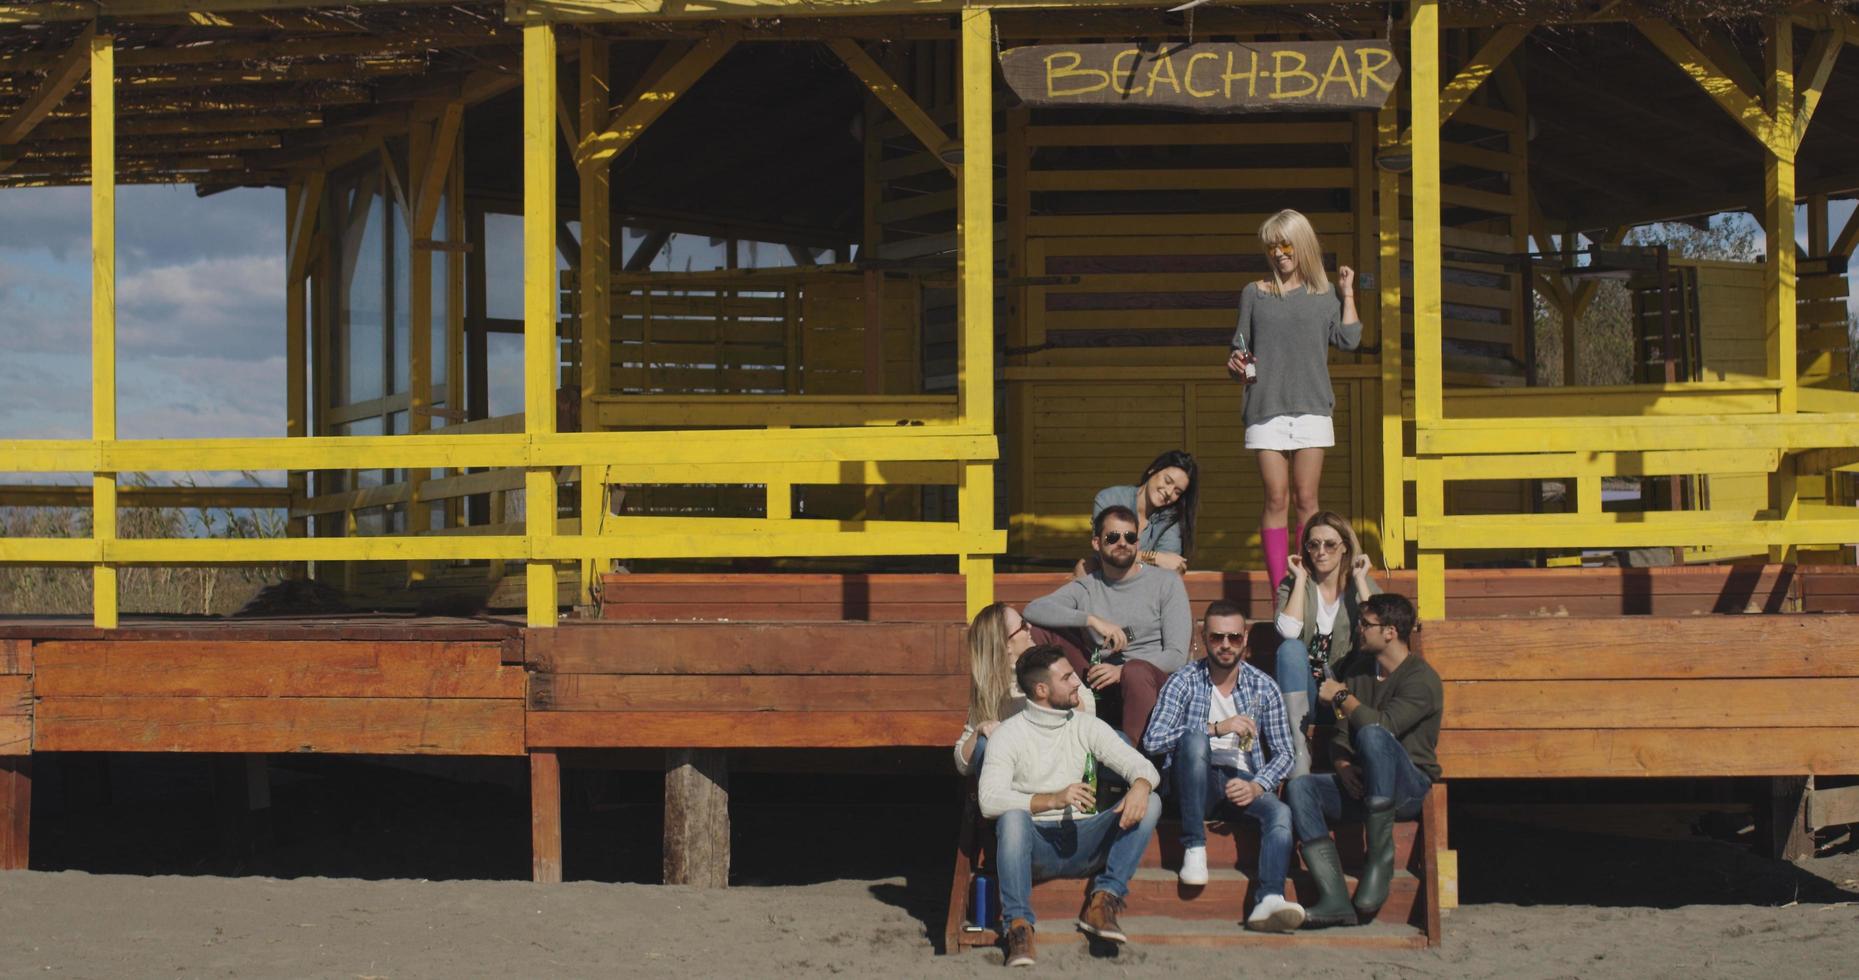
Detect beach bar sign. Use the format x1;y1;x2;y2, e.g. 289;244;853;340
998;41;1401;112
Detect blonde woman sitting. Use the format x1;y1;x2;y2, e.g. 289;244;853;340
955;602;1097;776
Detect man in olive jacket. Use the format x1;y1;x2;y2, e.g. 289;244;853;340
1286;593;1441;928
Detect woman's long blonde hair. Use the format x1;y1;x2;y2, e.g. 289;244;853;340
1259;208;1331;297
966;602;1017;726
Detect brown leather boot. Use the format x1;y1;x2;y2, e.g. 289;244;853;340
1003;918;1036;967
1076;890;1129;943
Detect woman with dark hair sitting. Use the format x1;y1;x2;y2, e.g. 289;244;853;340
1077;449;1200;577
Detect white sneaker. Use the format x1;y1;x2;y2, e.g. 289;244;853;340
1246;893;1307;933
1178;845;1209;886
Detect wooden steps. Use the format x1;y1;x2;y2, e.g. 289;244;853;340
949;813;1435;952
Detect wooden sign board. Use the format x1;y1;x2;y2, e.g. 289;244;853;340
999;41;1402;113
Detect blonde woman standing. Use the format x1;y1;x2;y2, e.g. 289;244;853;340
1227;209;1362;589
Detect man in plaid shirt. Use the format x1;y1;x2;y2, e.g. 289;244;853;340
1140;599;1304;932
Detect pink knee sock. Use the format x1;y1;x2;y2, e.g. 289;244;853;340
1262;525;1289;589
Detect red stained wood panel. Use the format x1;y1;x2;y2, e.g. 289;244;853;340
525;710;964;748
35;696;524;755
530;622;964;675
529;674;968;712
32;640;524;699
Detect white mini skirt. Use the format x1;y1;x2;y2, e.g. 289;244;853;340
1244;413;1336;451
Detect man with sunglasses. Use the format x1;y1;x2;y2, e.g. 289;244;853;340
1024;505;1193;745
1141;600;1304;932
1286;593;1442;928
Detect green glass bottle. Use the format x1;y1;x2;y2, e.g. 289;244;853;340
1081;752;1098;815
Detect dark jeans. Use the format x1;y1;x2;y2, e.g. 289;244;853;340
1170;732;1294;898
1286;725;1431;842
1031;624;1168;744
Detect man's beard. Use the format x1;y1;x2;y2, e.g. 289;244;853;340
1101;547;1135;571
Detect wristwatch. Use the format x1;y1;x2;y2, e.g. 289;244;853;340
1331;689;1352;715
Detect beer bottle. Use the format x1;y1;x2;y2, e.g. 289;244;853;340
1080;753;1098;815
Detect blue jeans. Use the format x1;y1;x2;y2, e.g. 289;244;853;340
995;803;1163;926
1170;733;1294;898
1286;725;1431;842
1272;638;1331;724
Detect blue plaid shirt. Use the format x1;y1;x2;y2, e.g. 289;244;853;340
1140;659;1296;793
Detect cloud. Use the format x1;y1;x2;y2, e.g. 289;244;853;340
0;185;281;265
117;254;285;361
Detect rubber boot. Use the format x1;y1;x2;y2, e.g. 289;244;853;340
1353;801;1397;921
1282;691;1313;779
1262;525;1289;591
1297;838;1358;928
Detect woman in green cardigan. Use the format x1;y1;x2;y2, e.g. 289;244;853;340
1272;510;1381;778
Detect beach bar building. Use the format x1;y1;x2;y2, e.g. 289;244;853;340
6;0;1859;949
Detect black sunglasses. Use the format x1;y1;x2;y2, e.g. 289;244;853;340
1206;631;1245;643
1100;531;1138;545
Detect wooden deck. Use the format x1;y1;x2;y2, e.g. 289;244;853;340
1;564;1856;945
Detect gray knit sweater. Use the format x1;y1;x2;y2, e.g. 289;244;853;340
1230;281;1363;426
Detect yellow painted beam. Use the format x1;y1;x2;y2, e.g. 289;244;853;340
89;31;116;630
1634;19;1776;149
1793;23;1844;149
1415;457;1444;621
1377;97;1406;569
284;170;322;571
0;22;94;153
1411;2;1443;426
577;34;612;602
575;32;734;170
592;393;959;428
1394;24;1527;147
0;523;1007;566
0;429;1000;474
1765;17;1798;417
524;22;560;627
1413;512;1859;551
1418;414;1859;455
0;484;291;509
1401;448;1783;482
827;38;959;176
957;7;999;620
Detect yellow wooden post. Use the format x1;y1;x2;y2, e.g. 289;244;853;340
524;23;560;626
958;8;996;620
578;35;612;604
407;120;434;581
89;32;116;629
1410;2;1445;615
1376;98;1405;569
1766;17;1799;561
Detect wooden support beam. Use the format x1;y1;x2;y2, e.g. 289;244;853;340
0;758;28;870
575;33;734;171
624;226;670;272
1635;19;1776;149
285;170;325;574
1831;201;1859;259
524;23;561;628
1793;23;1844;150
1412;2;1445;620
531;750;563;883
827;38;958;176
663;748;728;888
1761;775;1814;861
89;31;116;630
957;7;995;621
412;102;463;237
1697;26;1763;98
1377;97;1405;569
1396;24;1527;147
0;23;93;174
578;34;613;603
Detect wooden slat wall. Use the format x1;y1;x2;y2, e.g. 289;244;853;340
1013;377;1365;570
0;640;29;757
605;270;928;522
525;621;968;748
1428;616;1859;778
30;639;525;755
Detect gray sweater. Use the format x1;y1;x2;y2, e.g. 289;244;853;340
1022;564;1192;673
1230;281;1363;426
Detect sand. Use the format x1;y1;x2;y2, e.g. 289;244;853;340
1;868;1857;978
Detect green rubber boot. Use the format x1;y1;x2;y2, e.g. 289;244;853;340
1353;802;1397;921
1297;838;1359;928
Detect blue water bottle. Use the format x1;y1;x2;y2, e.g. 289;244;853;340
970;873;996;931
